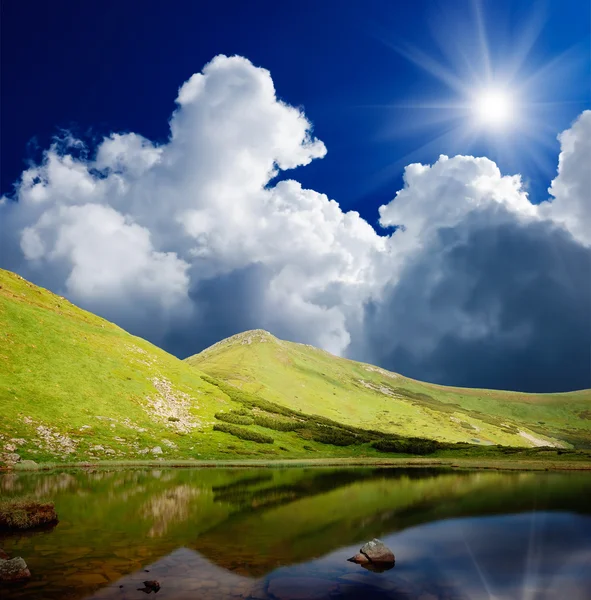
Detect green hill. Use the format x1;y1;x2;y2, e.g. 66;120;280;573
187;330;591;449
1;268;590;467
0;269;370;464
0;269;443;464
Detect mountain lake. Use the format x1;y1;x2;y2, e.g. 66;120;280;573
1;467;590;600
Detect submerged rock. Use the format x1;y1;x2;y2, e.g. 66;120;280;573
0;500;58;531
359;539;395;563
0;556;31;582
347;538;395;571
138;580;161;593
347;553;370;565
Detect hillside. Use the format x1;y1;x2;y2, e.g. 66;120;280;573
1;268;589;467
0;269;385;465
0;269;454;465
187;330;591;449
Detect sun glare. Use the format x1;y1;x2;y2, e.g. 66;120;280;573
474;89;513;128
374;0;587;174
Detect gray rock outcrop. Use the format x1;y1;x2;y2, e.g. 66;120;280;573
0;556;31;582
347;538;395;571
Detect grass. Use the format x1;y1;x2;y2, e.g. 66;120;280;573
0;498;58;530
1;268;590;468
213;422;275;443
187;330;591;449
9;450;591;472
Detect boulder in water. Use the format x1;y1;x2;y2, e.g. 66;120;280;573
347;553;370;565
359;539;395;563
348;538;395;571
0;556;31;582
138;580;161;593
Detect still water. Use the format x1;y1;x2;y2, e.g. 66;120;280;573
1;467;590;600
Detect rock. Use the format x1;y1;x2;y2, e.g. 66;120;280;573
359;539;395;563
0;557;31;582
348;538;395;570
360;560;395;573
347;553;370;565
151;446;163;455
138;580;161;593
0;500;59;531
3;453;20;463
19;460;38;469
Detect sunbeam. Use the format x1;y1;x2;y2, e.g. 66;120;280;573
369;0;589;188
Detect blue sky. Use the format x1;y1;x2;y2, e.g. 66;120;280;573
1;0;590;392
2;0;589;222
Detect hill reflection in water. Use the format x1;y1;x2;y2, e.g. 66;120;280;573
1;467;590;599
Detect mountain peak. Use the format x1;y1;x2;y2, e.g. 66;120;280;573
197;329;279;356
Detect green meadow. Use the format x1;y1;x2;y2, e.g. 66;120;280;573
1;268;590;468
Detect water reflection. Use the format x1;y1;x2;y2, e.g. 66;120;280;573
1;468;590;599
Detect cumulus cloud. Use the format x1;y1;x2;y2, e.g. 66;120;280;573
545;110;591;246
360;113;591;392
0;54;589;392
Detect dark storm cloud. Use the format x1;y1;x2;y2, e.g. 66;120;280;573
358;209;591;392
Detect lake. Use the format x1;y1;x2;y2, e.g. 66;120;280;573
1;467;590;600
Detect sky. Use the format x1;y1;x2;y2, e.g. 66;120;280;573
1;0;590;393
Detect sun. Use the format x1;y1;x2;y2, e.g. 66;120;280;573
473;89;514;128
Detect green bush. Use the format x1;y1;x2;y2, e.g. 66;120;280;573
371;437;440;455
253;414;303;431
299;425;360;446
213;423;274;444
215;411;254;426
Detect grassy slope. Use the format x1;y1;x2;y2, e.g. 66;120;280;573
0;270;369;463
187;330;591;448
2;268;589;466
0;270;405;464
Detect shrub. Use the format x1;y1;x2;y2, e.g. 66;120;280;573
252;414;303;431
213;423;274;444
215;411;254;426
167;417;180;422
371;438;440;455
299;425;360;446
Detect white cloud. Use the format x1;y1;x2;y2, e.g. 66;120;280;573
361;110;591;391
544;110;591;246
0;55;589;391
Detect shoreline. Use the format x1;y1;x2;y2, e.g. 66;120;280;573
4;456;591;473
